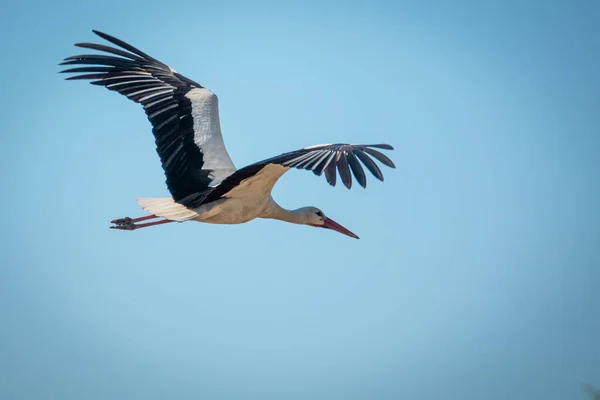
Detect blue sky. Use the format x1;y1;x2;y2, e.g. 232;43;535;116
1;1;599;399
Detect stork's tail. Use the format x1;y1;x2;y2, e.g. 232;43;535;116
136;198;199;222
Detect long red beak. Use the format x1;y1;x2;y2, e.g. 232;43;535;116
323;217;360;239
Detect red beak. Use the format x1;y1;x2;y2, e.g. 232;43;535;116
323;217;360;239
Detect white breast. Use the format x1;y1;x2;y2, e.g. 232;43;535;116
193;164;289;224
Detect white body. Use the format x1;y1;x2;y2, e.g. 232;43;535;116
137;164;312;225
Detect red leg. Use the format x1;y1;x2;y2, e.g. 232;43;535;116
130;219;174;230
130;214;158;223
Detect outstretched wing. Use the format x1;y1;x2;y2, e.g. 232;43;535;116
60;30;236;206
200;144;395;205
260;143;395;188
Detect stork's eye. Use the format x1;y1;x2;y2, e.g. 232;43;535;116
316;211;324;218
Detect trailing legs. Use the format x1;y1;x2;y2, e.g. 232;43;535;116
110;214;174;230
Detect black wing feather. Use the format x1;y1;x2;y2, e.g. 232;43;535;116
324;157;338;186
362;147;396;168
354;150;384;181
346;151;367;188
337;153;352;189
75;42;146;61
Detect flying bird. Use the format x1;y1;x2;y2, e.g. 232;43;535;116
60;30;395;239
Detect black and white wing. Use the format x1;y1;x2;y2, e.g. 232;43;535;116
262;143;396;189
201;144;395;204
60;30;236;206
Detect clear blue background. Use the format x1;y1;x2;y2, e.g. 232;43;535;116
1;1;599;399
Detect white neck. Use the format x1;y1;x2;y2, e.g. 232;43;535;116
259;197;308;225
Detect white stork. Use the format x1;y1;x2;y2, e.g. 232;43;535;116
61;30;395;239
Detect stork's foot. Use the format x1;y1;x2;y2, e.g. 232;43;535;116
110;216;137;230
111;217;133;225
110;222;137;230
109;214;174;231
111;214;157;226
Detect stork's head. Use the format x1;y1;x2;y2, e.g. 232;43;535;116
299;207;359;239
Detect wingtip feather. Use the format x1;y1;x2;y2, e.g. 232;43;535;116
363;147;396;169
92;29;108;39
362;144;394;150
